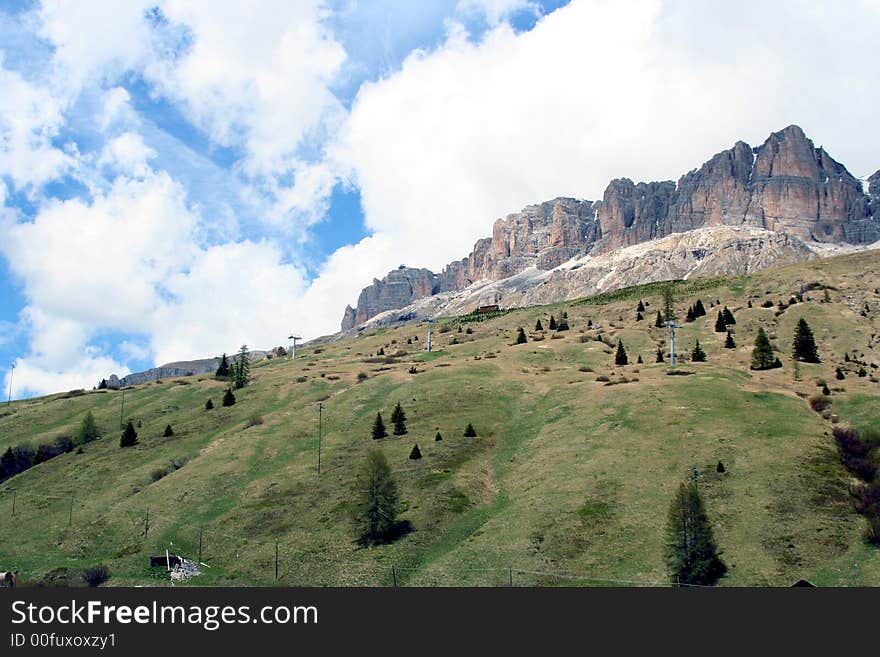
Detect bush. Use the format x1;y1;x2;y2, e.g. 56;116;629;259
836;367;846;380
357;372;368;382
150;467;168;482
809;395;832;413
82;565;110;587
245;415;264;429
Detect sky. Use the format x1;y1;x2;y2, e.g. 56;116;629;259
1;0;879;399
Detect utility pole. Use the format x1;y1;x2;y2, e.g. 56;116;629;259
119;388;125;429
664;321;683;367
316;402;323;475
287;335;302;360
7;363;14;406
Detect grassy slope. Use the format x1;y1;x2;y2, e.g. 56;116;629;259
1;250;879;586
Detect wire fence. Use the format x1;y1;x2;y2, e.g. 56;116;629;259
0;486;704;587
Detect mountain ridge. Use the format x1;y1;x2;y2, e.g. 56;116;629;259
342;125;878;331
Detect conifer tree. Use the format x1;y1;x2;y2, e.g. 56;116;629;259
77;411;100;444
163;424;174;437
391;403;408;435
836;367;845;380
693;299;706;317
556;316;569;331
378;347;385;356
656;346;665;363
615;340;628;366
747;300;753;308
637;300;645;313
663;285;676;322
435;431;443;441
120;421;138;448
205;398;214;410
215;353;229;378
636;311;643;322
587;319;593;328
535;319;544;331
372;412;388;440
98;379;108;389
716;461;725;474
665;481;727;586
549;315;557;331
724;331;735;349
352;449;399;545
722;306;736;325
516;327;528;344
637;354;643;364
655;310;664;328
464;423;477;437
222;388;236;406
685;306;695;322
714;311;727;333
792;318;820;363
691;340;706;362
409;444;422;460
750;328;778;370
230;345;250;389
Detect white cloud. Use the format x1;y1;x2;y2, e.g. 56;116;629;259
456;0;540;25
98;132;157;178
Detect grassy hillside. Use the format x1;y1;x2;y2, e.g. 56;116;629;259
1;250;879;587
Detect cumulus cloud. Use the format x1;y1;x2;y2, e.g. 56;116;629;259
98;132;157;178
456;0;540;25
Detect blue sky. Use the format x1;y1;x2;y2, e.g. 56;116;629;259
1;0;878;399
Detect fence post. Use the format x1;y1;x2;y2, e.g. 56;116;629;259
392;564;397;587
198;529;203;564
509;566;513;587
68;497;73;527
274;540;279;580
144;509;150;539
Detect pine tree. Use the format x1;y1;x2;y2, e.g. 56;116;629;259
230;345;251;389
637;354;643;364
792;318;820;363
663;285;676;322
352;449;399;545
747;300;753;308
549;315;557;331
205;398;214;410
77;411;100;444
685;306;695;322
656;346;665;363
637;300;645;313
722;306;736;325
665;481;727;586
215;353;229;378
98;379;108;390
435;431;443;441
222;388;236;406
636;311;643;322
693;299;706;317
378;347;385;356
714;311;727;332
516;327;528;344
556;316;569;331
391;403;407;435
724;331;735;349
691;340;706;362
836;367;845;380
750;328;778;370
464;423;477;437
655;310;664;328
615;340;628;366
535;319;544;331
372;412;388;440
409;444;422;460
587;319;593;328
716;461;725;474
120;421;138;448
163;424;174;437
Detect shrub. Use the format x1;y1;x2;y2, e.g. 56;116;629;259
836;367;846;381
578;366;594;372
408;366;418;374
595;375;611;382
222;388;236;407
245;415;264;429
809;395;832;413
357;372;368;382
82;565;110;587
464;423;477;437
150;467;168;482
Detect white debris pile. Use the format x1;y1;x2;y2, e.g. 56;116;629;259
169;557;203;583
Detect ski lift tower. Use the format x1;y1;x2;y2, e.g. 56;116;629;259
664;320;683;367
287;334;302;360
425;318;436;353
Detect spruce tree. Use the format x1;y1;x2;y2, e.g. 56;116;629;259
724;331;735;349
464;423;477;437
665;481;727;586
750;328;778;370
792;318;820;363
655;310;664;328
714;311;727;333
557;316;569;331
693;299;706;317
435;431;443;441
722;306;736;325
98;379;108;389
535;319;544;331
835;367;845;380
77;411;100;444
637;354;643;364
372;412;388;440
231;345;251;389
663;285;676;322
163;424;174;437
409;444;422;460
747;300;753;308
222;388;236;406
637;300;645;313
636;311;643;322
716;461;725;473
391;403;407;436
205;398;214;410
352;449;399;545
378;347;385;356
120;421;138;448
549;315;557;331
615;340;628;366
516;327;528;344
215;353;229;378
691;340;706;362
656;346;665;363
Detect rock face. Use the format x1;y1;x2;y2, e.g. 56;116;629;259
341;125;878;330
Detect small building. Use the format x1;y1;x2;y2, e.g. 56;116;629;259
475;304;500;313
